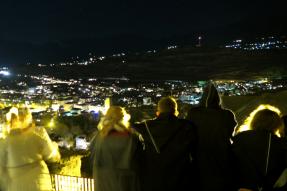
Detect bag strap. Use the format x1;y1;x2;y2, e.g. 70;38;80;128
144;121;160;154
259;133;272;191
265;133;272;175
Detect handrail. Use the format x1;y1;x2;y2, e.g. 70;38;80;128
50;174;94;191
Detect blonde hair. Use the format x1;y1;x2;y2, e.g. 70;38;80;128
5;107;33;131
98;106;131;137
5;107;19;131
18;107;32;125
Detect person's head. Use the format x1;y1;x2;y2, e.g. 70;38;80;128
250;109;284;135
201;82;221;108
98;106;131;136
5;107;19;130
18;107;33;128
157;97;179;116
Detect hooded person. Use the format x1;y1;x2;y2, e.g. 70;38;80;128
186;82;237;191
133;96;198;191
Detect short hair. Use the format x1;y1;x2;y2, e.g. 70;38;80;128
250;109;283;134
157;97;178;115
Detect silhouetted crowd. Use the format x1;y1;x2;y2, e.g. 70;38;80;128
90;82;287;191
1;82;287;191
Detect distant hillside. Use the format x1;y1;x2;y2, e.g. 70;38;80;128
13;47;287;81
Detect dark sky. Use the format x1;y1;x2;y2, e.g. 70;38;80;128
0;0;286;65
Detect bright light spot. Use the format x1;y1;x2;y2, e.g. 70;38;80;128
6;107;18;122
48;118;55;128
75;135;89;150
101;98;110;115
51;104;60;111
0;71;10;76
122;110;131;128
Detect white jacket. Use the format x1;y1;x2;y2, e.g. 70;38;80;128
1;125;60;191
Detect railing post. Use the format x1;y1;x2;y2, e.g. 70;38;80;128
50;174;94;191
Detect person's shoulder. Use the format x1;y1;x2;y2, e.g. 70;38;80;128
178;117;193;124
133;119;151;132
133;121;145;130
177;117;197;130
232;130;257;143
222;108;235;116
134;118;156;127
33;126;49;138
188;106;205;114
234;130;254;137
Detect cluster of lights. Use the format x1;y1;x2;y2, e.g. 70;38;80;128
167;45;178;50
112;53;125;57
225;37;287;50
147;50;157;54
0;67;10;76
1;74;287;111
215;79;284;96
31;43;180;70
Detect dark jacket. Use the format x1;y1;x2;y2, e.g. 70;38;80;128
232;130;287;191
134;113;198;191
186;83;237;191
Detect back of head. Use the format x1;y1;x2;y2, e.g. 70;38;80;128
157;97;178;116
6;107;19;131
104;106;125;123
98;106;130;136
250;109;283;134
18;107;32;125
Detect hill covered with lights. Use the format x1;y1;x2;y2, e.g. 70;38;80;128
11;46;287;81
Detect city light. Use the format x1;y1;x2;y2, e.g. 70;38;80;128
0;71;10;76
48;118;55;128
225;36;287;50
0;67;10;76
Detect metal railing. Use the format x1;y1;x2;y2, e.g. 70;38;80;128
51;174;94;191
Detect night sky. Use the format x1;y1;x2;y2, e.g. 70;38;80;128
0;0;286;65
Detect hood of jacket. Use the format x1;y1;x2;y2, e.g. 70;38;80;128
200;82;221;108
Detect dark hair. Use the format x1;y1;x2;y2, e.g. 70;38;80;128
157;97;178;115
250;109;283;134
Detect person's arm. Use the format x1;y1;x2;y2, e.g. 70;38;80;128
132;122;144;134
38;127;61;162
